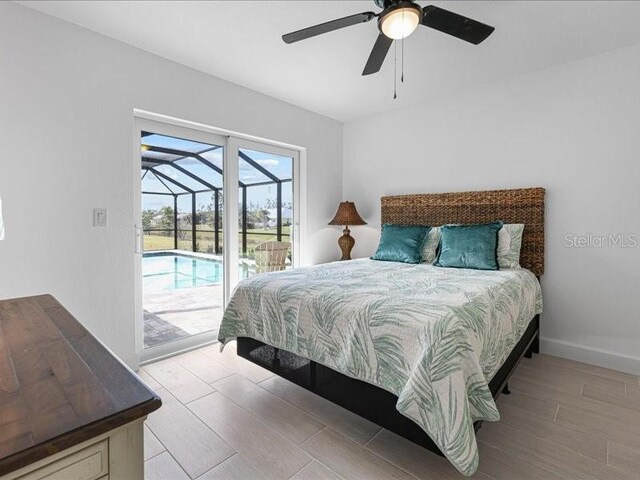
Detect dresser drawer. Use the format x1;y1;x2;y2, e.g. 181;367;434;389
17;440;108;480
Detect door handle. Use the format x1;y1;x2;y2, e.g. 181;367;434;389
135;226;143;254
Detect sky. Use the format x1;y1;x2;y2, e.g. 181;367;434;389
141;133;293;212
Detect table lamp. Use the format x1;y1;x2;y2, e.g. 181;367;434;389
328;201;367;260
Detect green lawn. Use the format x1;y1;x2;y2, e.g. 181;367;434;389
143;235;191;251
144;226;291;259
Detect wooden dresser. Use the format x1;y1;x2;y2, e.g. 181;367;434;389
0;295;161;480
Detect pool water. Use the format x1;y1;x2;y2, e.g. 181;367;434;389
143;253;227;292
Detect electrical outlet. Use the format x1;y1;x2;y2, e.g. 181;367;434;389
93;208;107;227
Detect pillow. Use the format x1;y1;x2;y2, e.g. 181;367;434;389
498;224;525;269
421;227;441;264
371;224;431;264
435;222;503;270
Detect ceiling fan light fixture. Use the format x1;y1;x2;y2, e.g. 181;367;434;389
379;3;423;40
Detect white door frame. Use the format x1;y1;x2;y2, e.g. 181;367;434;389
133;111;306;365
223;137;240;302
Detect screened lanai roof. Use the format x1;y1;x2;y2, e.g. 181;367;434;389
141;132;292;195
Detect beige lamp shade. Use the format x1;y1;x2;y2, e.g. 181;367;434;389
328;202;367;227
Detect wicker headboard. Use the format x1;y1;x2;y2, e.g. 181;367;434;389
381;187;545;276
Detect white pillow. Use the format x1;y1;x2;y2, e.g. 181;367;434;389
497;224;525;269
421;227;441;264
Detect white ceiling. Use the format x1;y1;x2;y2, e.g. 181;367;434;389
18;1;640;121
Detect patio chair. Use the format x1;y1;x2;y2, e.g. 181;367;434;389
255;241;290;274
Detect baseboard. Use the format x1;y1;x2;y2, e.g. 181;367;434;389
120;354;140;372
540;337;640;376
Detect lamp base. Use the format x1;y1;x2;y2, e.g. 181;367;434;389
338;227;355;261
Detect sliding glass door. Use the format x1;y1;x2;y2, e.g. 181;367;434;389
135;118;301;363
135;118;226;363
237;145;296;278
220;138;300;302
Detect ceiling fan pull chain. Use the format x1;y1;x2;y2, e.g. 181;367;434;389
401;36;405;83
393;40;397;99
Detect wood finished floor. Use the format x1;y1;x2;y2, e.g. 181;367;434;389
140;343;640;480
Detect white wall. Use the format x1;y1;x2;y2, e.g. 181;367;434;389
2;2;638;376
0;2;342;367
344;44;640;374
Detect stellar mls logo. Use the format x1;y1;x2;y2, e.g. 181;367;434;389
564;233;638;248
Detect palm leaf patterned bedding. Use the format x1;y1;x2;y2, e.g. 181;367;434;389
218;259;542;475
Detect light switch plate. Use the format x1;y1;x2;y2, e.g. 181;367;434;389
93;208;107;227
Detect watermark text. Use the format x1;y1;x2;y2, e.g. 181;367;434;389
564;233;637;248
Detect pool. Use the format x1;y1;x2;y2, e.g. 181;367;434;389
143;253;249;292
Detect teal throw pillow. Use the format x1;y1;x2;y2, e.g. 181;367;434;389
435;222;503;270
371;224;431;264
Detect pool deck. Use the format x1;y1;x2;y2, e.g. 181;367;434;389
143;284;224;348
142;249;257;348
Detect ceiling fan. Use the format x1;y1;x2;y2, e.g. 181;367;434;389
282;0;495;76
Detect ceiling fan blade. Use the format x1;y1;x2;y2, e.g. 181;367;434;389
362;33;393;76
283;12;376;44
421;5;495;45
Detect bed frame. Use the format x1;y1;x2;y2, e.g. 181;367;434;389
237;187;545;456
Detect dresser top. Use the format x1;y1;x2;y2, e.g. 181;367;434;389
0;294;161;475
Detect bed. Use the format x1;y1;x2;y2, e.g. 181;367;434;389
218;187;545;476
